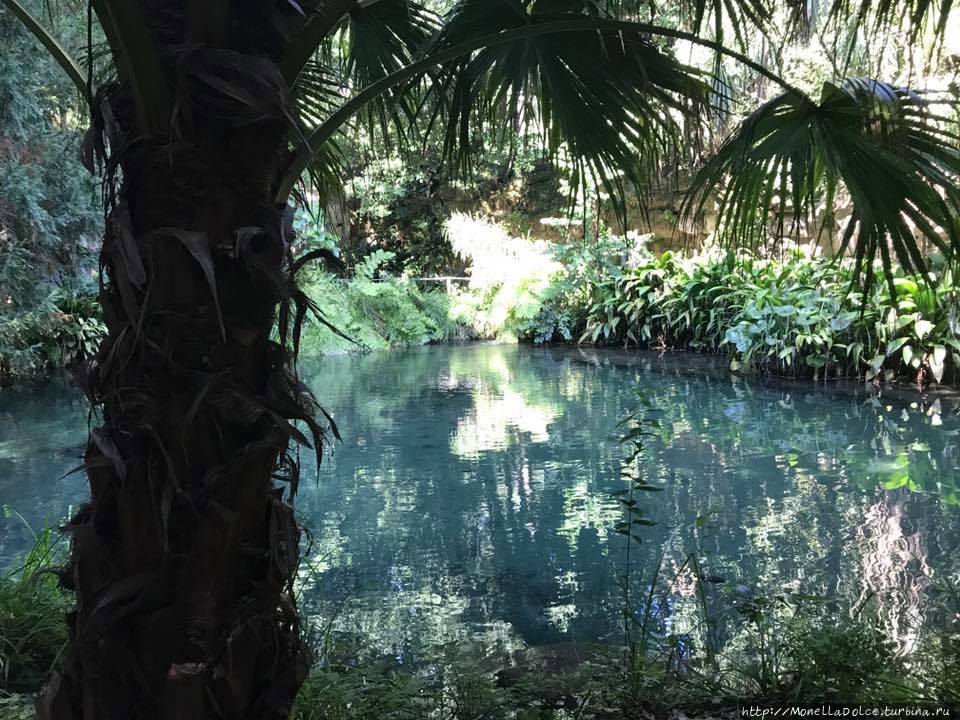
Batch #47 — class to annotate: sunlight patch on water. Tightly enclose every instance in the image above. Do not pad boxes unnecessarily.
[2,344,959,668]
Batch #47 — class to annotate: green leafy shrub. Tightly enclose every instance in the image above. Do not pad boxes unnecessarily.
[513,293,575,344]
[343,156,455,276]
[0,284,105,381]
[300,221,960,387]
[443,672,500,720]
[291,669,434,720]
[718,591,914,706]
[349,251,446,345]
[299,250,457,353]
[0,524,68,692]
[787,622,900,702]
[444,213,566,341]
[530,242,960,384]
[912,580,960,706]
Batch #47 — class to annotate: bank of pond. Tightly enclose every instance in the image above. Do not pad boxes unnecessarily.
[3,245,960,392]
[0,344,957,716]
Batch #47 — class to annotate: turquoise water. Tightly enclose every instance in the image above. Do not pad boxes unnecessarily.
[1,344,959,664]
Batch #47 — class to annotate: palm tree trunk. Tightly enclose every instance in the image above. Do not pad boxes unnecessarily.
[36,6,318,718]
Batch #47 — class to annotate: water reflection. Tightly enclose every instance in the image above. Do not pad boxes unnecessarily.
[0,344,958,667]
[0,382,88,564]
[856,495,933,657]
[294,345,960,664]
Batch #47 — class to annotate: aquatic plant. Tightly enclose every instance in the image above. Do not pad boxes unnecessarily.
[610,391,664,698]
[0,518,954,717]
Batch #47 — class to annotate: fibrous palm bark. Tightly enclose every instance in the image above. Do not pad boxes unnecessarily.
[35,2,332,718]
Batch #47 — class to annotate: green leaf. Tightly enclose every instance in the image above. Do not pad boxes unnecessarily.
[683,78,960,294]
[280,0,358,84]
[886,337,909,356]
[930,344,947,383]
[903,344,915,367]
[883,470,910,490]
[1,0,88,105]
[865,354,885,380]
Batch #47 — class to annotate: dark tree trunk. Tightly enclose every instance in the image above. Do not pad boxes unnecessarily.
[36,4,321,718]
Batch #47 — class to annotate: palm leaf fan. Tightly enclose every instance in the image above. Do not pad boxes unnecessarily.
[829,0,955,52]
[423,0,710,225]
[341,0,439,148]
[682,78,960,295]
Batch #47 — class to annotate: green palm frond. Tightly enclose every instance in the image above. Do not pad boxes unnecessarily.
[291,59,347,206]
[342,0,438,144]
[275,10,791,203]
[291,2,438,210]
[280,0,357,84]
[829,0,955,49]
[424,0,709,220]
[680,0,954,51]
[295,134,346,211]
[344,0,438,88]
[683,79,960,292]
[683,0,774,48]
[294,59,345,127]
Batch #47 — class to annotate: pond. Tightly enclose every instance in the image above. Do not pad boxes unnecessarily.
[1,344,959,668]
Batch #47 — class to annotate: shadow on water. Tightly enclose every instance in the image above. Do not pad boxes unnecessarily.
[0,344,958,665]
[292,344,960,665]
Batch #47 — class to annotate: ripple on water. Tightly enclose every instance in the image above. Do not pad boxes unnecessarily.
[1,344,958,665]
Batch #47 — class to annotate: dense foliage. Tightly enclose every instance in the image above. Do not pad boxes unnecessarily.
[295,213,960,387]
[0,526,68,693]
[2,0,960,714]
[3,0,960,387]
[299,249,457,352]
[0,3,101,381]
[515,237,960,384]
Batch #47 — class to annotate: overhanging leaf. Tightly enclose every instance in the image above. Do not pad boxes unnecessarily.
[1,0,89,105]
[682,78,960,294]
[277,15,788,202]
